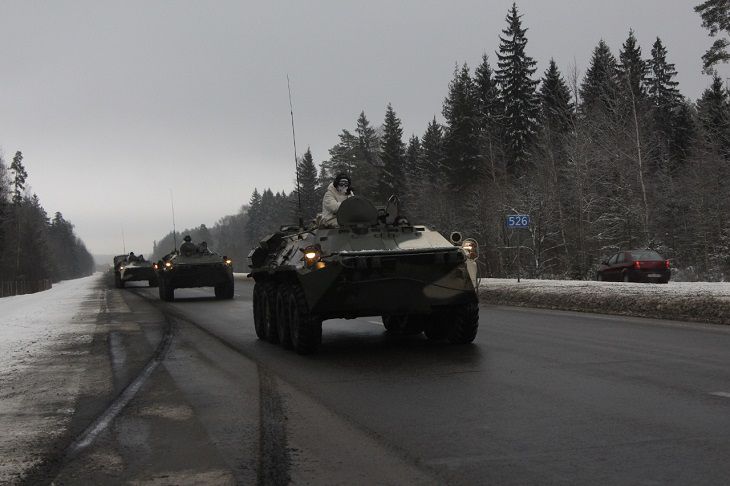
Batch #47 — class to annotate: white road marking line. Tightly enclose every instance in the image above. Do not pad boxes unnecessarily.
[709,392,730,399]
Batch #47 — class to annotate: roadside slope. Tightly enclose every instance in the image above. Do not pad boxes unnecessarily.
[479,279,730,325]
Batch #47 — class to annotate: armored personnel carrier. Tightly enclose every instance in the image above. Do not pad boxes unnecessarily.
[155,249,234,301]
[114,254,157,288]
[248,196,480,354]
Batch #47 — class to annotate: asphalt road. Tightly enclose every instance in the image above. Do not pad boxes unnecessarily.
[29,278,730,485]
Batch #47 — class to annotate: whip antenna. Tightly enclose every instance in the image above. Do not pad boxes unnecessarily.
[170,189,178,251]
[288,74,304,227]
[121,226,126,254]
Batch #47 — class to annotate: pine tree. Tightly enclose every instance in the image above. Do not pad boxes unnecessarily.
[377,103,406,202]
[9,151,27,205]
[442,63,479,188]
[695,0,730,73]
[618,29,646,99]
[495,3,538,174]
[580,40,619,111]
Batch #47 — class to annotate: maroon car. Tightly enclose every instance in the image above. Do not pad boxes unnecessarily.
[596,250,671,283]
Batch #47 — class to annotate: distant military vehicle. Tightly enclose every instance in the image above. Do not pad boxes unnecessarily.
[154,247,234,301]
[247,196,480,354]
[113,254,157,288]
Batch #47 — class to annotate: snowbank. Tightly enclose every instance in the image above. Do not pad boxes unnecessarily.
[479,278,730,325]
[0,274,99,375]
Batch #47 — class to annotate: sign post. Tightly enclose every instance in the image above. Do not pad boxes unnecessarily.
[506,215,530,282]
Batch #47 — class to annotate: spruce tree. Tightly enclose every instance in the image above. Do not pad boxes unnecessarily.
[474,54,503,178]
[245,188,263,242]
[580,40,619,111]
[421,117,444,187]
[539,59,574,134]
[442,63,479,188]
[10,151,27,205]
[377,103,406,202]
[695,0,730,73]
[697,74,730,156]
[296,147,320,222]
[495,3,538,173]
[618,29,646,99]
[646,37,681,109]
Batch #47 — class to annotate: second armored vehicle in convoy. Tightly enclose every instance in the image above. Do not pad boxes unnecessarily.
[154,246,234,301]
[114,254,157,288]
[247,196,480,354]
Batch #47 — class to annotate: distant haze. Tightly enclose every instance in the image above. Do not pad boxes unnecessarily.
[1,1,726,255]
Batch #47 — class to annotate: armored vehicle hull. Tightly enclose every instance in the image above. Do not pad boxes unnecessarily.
[155,252,234,301]
[248,196,479,354]
[113,255,157,288]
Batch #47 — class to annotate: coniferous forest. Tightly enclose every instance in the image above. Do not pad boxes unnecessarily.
[150,3,729,280]
[0,151,95,293]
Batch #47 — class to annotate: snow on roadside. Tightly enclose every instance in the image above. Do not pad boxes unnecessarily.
[479,278,730,325]
[0,273,100,375]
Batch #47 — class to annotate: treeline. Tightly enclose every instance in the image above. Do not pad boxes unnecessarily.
[156,3,730,280]
[0,151,95,287]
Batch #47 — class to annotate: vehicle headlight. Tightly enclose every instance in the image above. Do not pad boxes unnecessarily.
[119,265,125,271]
[302,245,322,267]
[164,261,173,269]
[152,263,158,270]
[462,238,478,260]
[224,258,233,266]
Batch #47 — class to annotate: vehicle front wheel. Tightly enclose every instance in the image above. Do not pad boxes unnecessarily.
[253,282,267,340]
[276,285,292,349]
[622,273,631,283]
[596,273,604,281]
[287,284,322,355]
[446,302,479,344]
[214,280,234,299]
[158,279,174,301]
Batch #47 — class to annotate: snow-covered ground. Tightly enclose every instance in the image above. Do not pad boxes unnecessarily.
[0,274,100,375]
[480,278,730,325]
[0,273,103,484]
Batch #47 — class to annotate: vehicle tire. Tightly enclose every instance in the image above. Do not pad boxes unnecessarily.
[263,282,279,344]
[622,273,631,283]
[223,279,235,299]
[596,273,603,282]
[287,284,322,355]
[253,282,267,340]
[214,281,233,299]
[446,302,479,344]
[382,315,424,335]
[276,285,292,349]
[159,279,174,301]
[148,279,158,288]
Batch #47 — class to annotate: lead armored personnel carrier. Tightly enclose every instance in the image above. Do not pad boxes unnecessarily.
[248,196,480,354]
[155,248,234,301]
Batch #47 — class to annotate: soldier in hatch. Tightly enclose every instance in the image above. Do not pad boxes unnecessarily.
[180,235,197,256]
[321,173,354,228]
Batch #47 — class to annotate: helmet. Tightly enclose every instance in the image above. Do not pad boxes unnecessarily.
[183,235,192,242]
[333,173,351,187]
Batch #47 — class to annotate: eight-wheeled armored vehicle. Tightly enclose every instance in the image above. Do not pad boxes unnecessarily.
[154,249,234,301]
[247,196,480,354]
[114,254,157,288]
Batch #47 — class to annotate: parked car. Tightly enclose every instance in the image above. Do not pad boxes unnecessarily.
[596,249,671,283]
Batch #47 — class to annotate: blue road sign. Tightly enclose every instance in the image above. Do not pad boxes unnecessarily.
[506,214,530,228]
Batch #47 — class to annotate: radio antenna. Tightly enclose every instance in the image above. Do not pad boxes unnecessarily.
[121,226,126,254]
[288,74,304,228]
[170,189,178,251]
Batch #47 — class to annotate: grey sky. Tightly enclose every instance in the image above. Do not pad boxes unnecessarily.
[1,1,726,256]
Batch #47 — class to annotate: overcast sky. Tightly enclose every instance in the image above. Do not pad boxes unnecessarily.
[1,1,727,256]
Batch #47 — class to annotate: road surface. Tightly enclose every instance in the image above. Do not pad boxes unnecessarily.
[18,277,730,485]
